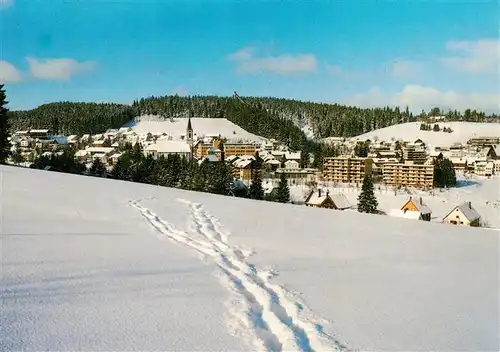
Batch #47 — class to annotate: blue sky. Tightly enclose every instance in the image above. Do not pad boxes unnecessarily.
[1,0,498,112]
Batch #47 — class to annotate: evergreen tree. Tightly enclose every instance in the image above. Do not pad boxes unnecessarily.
[249,157,264,200]
[30,149,86,174]
[10,150,24,165]
[208,162,233,195]
[357,174,378,214]
[434,157,457,188]
[180,158,199,190]
[110,155,132,180]
[89,158,107,177]
[131,142,143,162]
[433,124,440,132]
[275,172,290,203]
[131,154,154,183]
[299,148,309,168]
[354,141,369,157]
[0,84,10,164]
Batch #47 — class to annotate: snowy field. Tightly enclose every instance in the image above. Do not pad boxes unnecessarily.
[125,116,265,142]
[288,174,500,229]
[2,166,499,351]
[324,122,500,146]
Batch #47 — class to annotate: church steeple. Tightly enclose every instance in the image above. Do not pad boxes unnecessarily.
[186,117,193,142]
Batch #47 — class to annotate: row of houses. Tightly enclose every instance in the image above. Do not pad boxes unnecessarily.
[306,191,482,227]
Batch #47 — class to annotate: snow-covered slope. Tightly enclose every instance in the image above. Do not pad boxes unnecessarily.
[341,122,500,146]
[2,166,498,351]
[125,116,265,142]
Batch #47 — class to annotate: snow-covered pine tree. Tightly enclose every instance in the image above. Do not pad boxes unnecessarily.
[275,172,290,203]
[249,157,264,200]
[89,158,107,177]
[357,174,378,213]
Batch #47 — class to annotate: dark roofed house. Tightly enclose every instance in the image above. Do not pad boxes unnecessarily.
[305,189,352,210]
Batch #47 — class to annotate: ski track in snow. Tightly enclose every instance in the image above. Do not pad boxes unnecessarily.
[130,198,348,352]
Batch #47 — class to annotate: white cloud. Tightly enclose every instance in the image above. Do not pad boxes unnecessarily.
[0,60,22,83]
[345,85,499,114]
[391,60,424,78]
[228,47,317,75]
[26,57,95,81]
[228,47,254,61]
[440,39,499,74]
[171,86,188,96]
[0,0,13,9]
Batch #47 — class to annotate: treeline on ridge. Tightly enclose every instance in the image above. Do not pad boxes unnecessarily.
[8,95,499,142]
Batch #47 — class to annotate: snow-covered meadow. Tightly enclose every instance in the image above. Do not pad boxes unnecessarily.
[2,166,498,351]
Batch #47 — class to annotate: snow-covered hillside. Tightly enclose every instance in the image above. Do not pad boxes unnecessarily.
[125,116,265,142]
[2,166,498,351]
[335,122,500,146]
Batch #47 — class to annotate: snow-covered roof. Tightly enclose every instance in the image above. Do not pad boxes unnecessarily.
[110,153,123,159]
[74,150,89,157]
[145,141,191,154]
[401,198,432,215]
[233,159,252,168]
[92,153,106,159]
[378,151,397,157]
[284,152,301,160]
[449,157,467,165]
[305,190,351,209]
[445,202,481,222]
[203,154,219,162]
[330,194,351,210]
[225,155,239,162]
[306,193,330,206]
[30,129,49,133]
[265,159,281,165]
[85,147,116,154]
[390,209,422,220]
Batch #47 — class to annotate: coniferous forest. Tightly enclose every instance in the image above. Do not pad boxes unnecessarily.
[8,95,499,142]
[30,143,256,199]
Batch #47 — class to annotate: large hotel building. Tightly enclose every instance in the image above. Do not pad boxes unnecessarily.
[323,157,373,184]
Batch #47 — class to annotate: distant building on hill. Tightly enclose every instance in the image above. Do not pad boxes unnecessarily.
[402,144,427,164]
[144,141,192,160]
[467,137,500,147]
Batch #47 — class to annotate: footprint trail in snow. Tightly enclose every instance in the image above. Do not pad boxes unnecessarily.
[130,198,348,352]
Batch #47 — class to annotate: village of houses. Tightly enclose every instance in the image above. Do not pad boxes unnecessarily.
[9,118,500,229]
